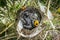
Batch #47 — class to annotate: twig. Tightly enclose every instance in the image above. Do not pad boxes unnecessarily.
[0,22,14,34]
[46,0,55,29]
[1,36,17,40]
[43,31,49,40]
[0,33,15,39]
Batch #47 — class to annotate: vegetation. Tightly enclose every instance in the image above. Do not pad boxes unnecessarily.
[0,0,60,40]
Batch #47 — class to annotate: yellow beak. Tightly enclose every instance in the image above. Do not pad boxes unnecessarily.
[34,20,39,27]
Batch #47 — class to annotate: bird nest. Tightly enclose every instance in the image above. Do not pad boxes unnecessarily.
[16,6,45,38]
